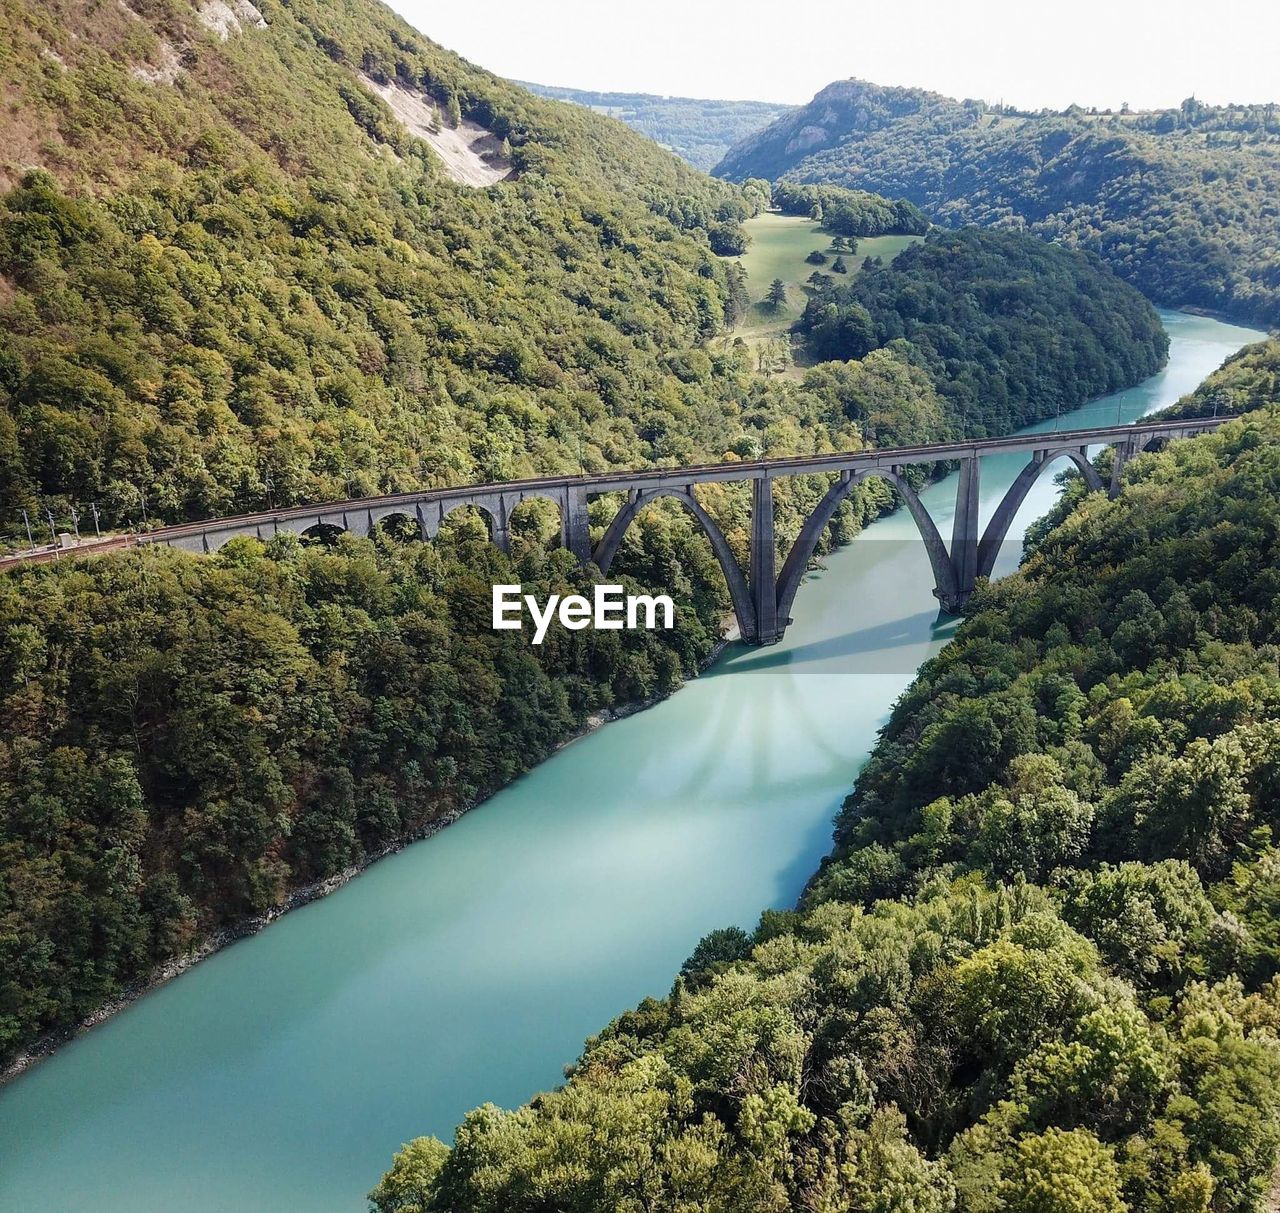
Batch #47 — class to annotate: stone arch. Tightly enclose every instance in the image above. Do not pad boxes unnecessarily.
[495,487,590,558]
[191,516,316,553]
[976,447,1103,580]
[504,492,566,553]
[775,472,858,626]
[1131,432,1164,455]
[368,510,425,543]
[439,499,509,552]
[353,503,423,538]
[300,521,348,546]
[592,486,757,642]
[776,467,957,626]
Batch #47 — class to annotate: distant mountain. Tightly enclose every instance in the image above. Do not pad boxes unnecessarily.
[714,79,1280,325]
[520,82,791,172]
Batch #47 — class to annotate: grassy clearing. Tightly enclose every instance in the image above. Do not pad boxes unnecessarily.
[725,214,922,370]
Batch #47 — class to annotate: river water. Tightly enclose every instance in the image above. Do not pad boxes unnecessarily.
[0,311,1264,1211]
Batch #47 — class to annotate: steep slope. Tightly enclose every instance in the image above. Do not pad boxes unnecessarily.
[715,79,1280,326]
[375,359,1280,1213]
[1165,338,1280,419]
[520,82,792,172]
[798,228,1169,435]
[0,0,758,531]
[715,78,954,183]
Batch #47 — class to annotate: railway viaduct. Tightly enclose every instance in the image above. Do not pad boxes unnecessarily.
[16,417,1224,645]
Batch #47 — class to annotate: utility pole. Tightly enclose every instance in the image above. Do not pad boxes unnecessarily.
[44,508,58,558]
[69,506,81,544]
[90,502,101,538]
[21,508,34,552]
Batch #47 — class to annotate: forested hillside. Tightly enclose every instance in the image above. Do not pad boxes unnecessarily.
[519,82,791,172]
[375,360,1280,1210]
[1164,338,1280,420]
[715,79,1280,326]
[0,0,763,534]
[798,228,1169,435]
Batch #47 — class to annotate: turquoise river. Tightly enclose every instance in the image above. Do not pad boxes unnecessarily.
[0,310,1265,1210]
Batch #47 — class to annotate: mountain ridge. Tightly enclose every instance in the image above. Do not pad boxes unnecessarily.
[517,81,792,171]
[714,77,1280,326]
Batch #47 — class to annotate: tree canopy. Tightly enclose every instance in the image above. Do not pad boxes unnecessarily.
[797,228,1169,436]
[0,0,761,537]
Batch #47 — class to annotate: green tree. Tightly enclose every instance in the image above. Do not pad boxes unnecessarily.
[369,1137,449,1213]
[680,926,752,988]
[1002,1128,1126,1213]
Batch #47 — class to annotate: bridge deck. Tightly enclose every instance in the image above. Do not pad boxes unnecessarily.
[0,416,1224,568]
[145,416,1221,541]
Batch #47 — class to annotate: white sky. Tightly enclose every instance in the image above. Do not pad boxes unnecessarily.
[386,0,1280,111]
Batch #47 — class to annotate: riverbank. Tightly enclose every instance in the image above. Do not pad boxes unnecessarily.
[1,627,737,1087]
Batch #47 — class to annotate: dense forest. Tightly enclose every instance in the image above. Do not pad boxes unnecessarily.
[519,82,792,172]
[0,0,766,537]
[770,181,928,237]
[0,512,734,1066]
[798,228,1169,436]
[714,79,1280,326]
[374,350,1280,1212]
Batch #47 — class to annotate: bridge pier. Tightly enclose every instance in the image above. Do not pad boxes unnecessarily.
[750,476,781,645]
[488,497,511,553]
[1110,438,1139,498]
[561,486,593,561]
[940,456,981,613]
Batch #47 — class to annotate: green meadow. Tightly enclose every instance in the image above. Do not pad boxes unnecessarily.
[729,213,922,353]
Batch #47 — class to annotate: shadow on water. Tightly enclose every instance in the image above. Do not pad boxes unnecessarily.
[722,609,961,674]
[768,793,852,909]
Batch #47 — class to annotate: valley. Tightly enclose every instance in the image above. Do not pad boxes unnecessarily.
[0,3,1278,1211]
[0,311,1263,1211]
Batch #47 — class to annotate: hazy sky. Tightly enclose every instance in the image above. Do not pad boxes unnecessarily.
[386,0,1280,111]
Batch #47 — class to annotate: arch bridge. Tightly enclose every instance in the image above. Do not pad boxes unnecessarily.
[140,417,1221,645]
